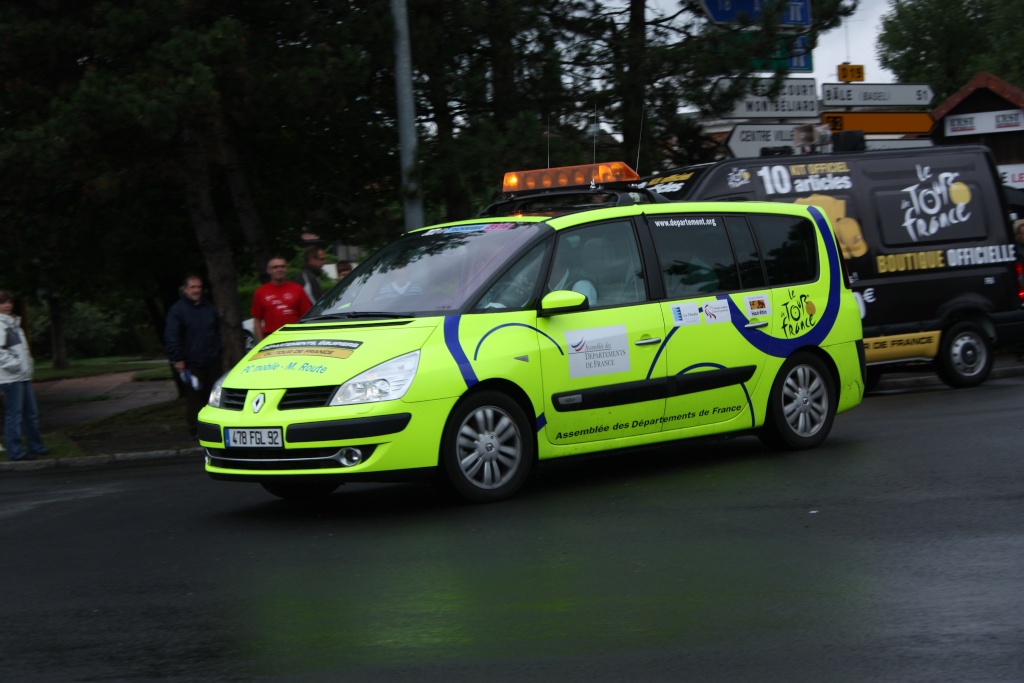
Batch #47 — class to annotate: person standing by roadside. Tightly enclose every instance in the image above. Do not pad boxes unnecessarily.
[252,256,312,342]
[164,274,222,439]
[335,261,354,280]
[0,290,48,460]
[293,245,327,304]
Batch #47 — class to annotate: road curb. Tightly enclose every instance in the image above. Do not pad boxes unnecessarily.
[0,447,204,473]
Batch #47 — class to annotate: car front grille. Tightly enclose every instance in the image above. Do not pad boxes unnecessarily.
[279,386,337,410]
[220,388,248,411]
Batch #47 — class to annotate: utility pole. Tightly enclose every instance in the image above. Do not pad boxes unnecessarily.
[391,0,423,232]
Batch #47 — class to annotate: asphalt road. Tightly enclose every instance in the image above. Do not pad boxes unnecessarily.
[1,376,1023,682]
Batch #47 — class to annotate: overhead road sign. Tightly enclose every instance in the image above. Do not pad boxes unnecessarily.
[822,112,934,134]
[724,77,818,119]
[750,35,813,73]
[700,0,811,28]
[822,83,935,108]
[726,124,798,158]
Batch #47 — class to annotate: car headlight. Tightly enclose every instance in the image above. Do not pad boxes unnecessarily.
[331,351,419,406]
[208,373,228,408]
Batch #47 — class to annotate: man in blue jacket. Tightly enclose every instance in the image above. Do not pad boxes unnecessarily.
[164,274,222,439]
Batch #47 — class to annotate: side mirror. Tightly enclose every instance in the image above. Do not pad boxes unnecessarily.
[539,290,589,317]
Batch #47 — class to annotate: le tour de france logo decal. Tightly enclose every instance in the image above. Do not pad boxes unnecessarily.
[901,164,972,242]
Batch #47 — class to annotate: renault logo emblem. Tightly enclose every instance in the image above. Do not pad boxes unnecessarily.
[252,393,266,414]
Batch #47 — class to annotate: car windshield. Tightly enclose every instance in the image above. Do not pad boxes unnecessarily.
[306,220,548,319]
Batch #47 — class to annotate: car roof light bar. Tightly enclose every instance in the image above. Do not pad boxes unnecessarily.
[502,162,640,194]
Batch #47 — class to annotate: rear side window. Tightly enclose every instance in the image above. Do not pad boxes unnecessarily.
[749,214,818,286]
[724,216,768,289]
[648,215,740,297]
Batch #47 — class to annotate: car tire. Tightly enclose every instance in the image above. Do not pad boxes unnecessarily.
[261,479,340,501]
[759,352,836,451]
[439,390,534,503]
[937,321,992,388]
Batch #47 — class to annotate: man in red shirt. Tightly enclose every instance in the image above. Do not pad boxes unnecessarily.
[251,256,313,342]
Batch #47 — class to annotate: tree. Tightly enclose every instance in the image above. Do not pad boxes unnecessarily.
[877,0,1024,101]
[0,1,398,365]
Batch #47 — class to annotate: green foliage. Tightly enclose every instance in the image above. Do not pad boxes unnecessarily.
[29,300,148,359]
[1,0,859,341]
[877,0,1024,101]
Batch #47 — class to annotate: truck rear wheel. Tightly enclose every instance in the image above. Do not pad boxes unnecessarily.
[937,321,992,388]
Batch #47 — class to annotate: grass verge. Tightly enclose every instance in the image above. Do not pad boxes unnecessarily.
[34,356,170,383]
[38,399,194,459]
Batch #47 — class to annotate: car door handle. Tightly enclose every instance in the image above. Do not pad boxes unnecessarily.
[745,320,769,329]
[634,338,662,346]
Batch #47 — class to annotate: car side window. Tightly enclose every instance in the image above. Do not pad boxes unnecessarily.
[473,242,549,312]
[648,214,740,298]
[748,214,818,286]
[724,216,768,289]
[549,220,646,307]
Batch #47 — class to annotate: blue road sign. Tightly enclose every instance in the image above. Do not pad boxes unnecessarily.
[699,0,812,28]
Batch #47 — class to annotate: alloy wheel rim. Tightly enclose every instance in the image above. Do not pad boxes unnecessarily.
[456,405,522,489]
[781,364,828,437]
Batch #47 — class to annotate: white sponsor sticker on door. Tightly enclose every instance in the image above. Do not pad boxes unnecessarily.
[565,325,630,378]
[671,302,701,327]
[702,299,731,324]
[745,294,771,318]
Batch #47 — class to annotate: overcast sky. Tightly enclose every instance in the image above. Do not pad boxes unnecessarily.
[810,0,895,85]
[654,0,897,86]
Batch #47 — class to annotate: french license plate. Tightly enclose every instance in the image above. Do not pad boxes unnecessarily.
[224,427,283,448]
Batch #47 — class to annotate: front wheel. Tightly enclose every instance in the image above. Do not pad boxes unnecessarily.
[439,391,534,503]
[760,352,836,451]
[937,321,992,388]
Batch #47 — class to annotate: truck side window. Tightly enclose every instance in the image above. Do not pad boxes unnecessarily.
[749,215,818,286]
[648,215,740,298]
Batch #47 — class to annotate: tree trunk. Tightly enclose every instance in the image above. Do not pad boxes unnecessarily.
[621,0,649,174]
[181,126,245,368]
[46,295,69,370]
[217,121,272,274]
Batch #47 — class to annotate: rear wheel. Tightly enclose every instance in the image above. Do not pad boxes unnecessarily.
[261,479,340,501]
[760,352,836,450]
[937,321,992,388]
[439,390,534,503]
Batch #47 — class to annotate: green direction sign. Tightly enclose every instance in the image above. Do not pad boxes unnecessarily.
[750,35,813,73]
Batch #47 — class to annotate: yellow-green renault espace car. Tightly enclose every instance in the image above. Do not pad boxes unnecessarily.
[200,192,865,503]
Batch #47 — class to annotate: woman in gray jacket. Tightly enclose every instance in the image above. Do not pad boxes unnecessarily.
[0,290,47,460]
